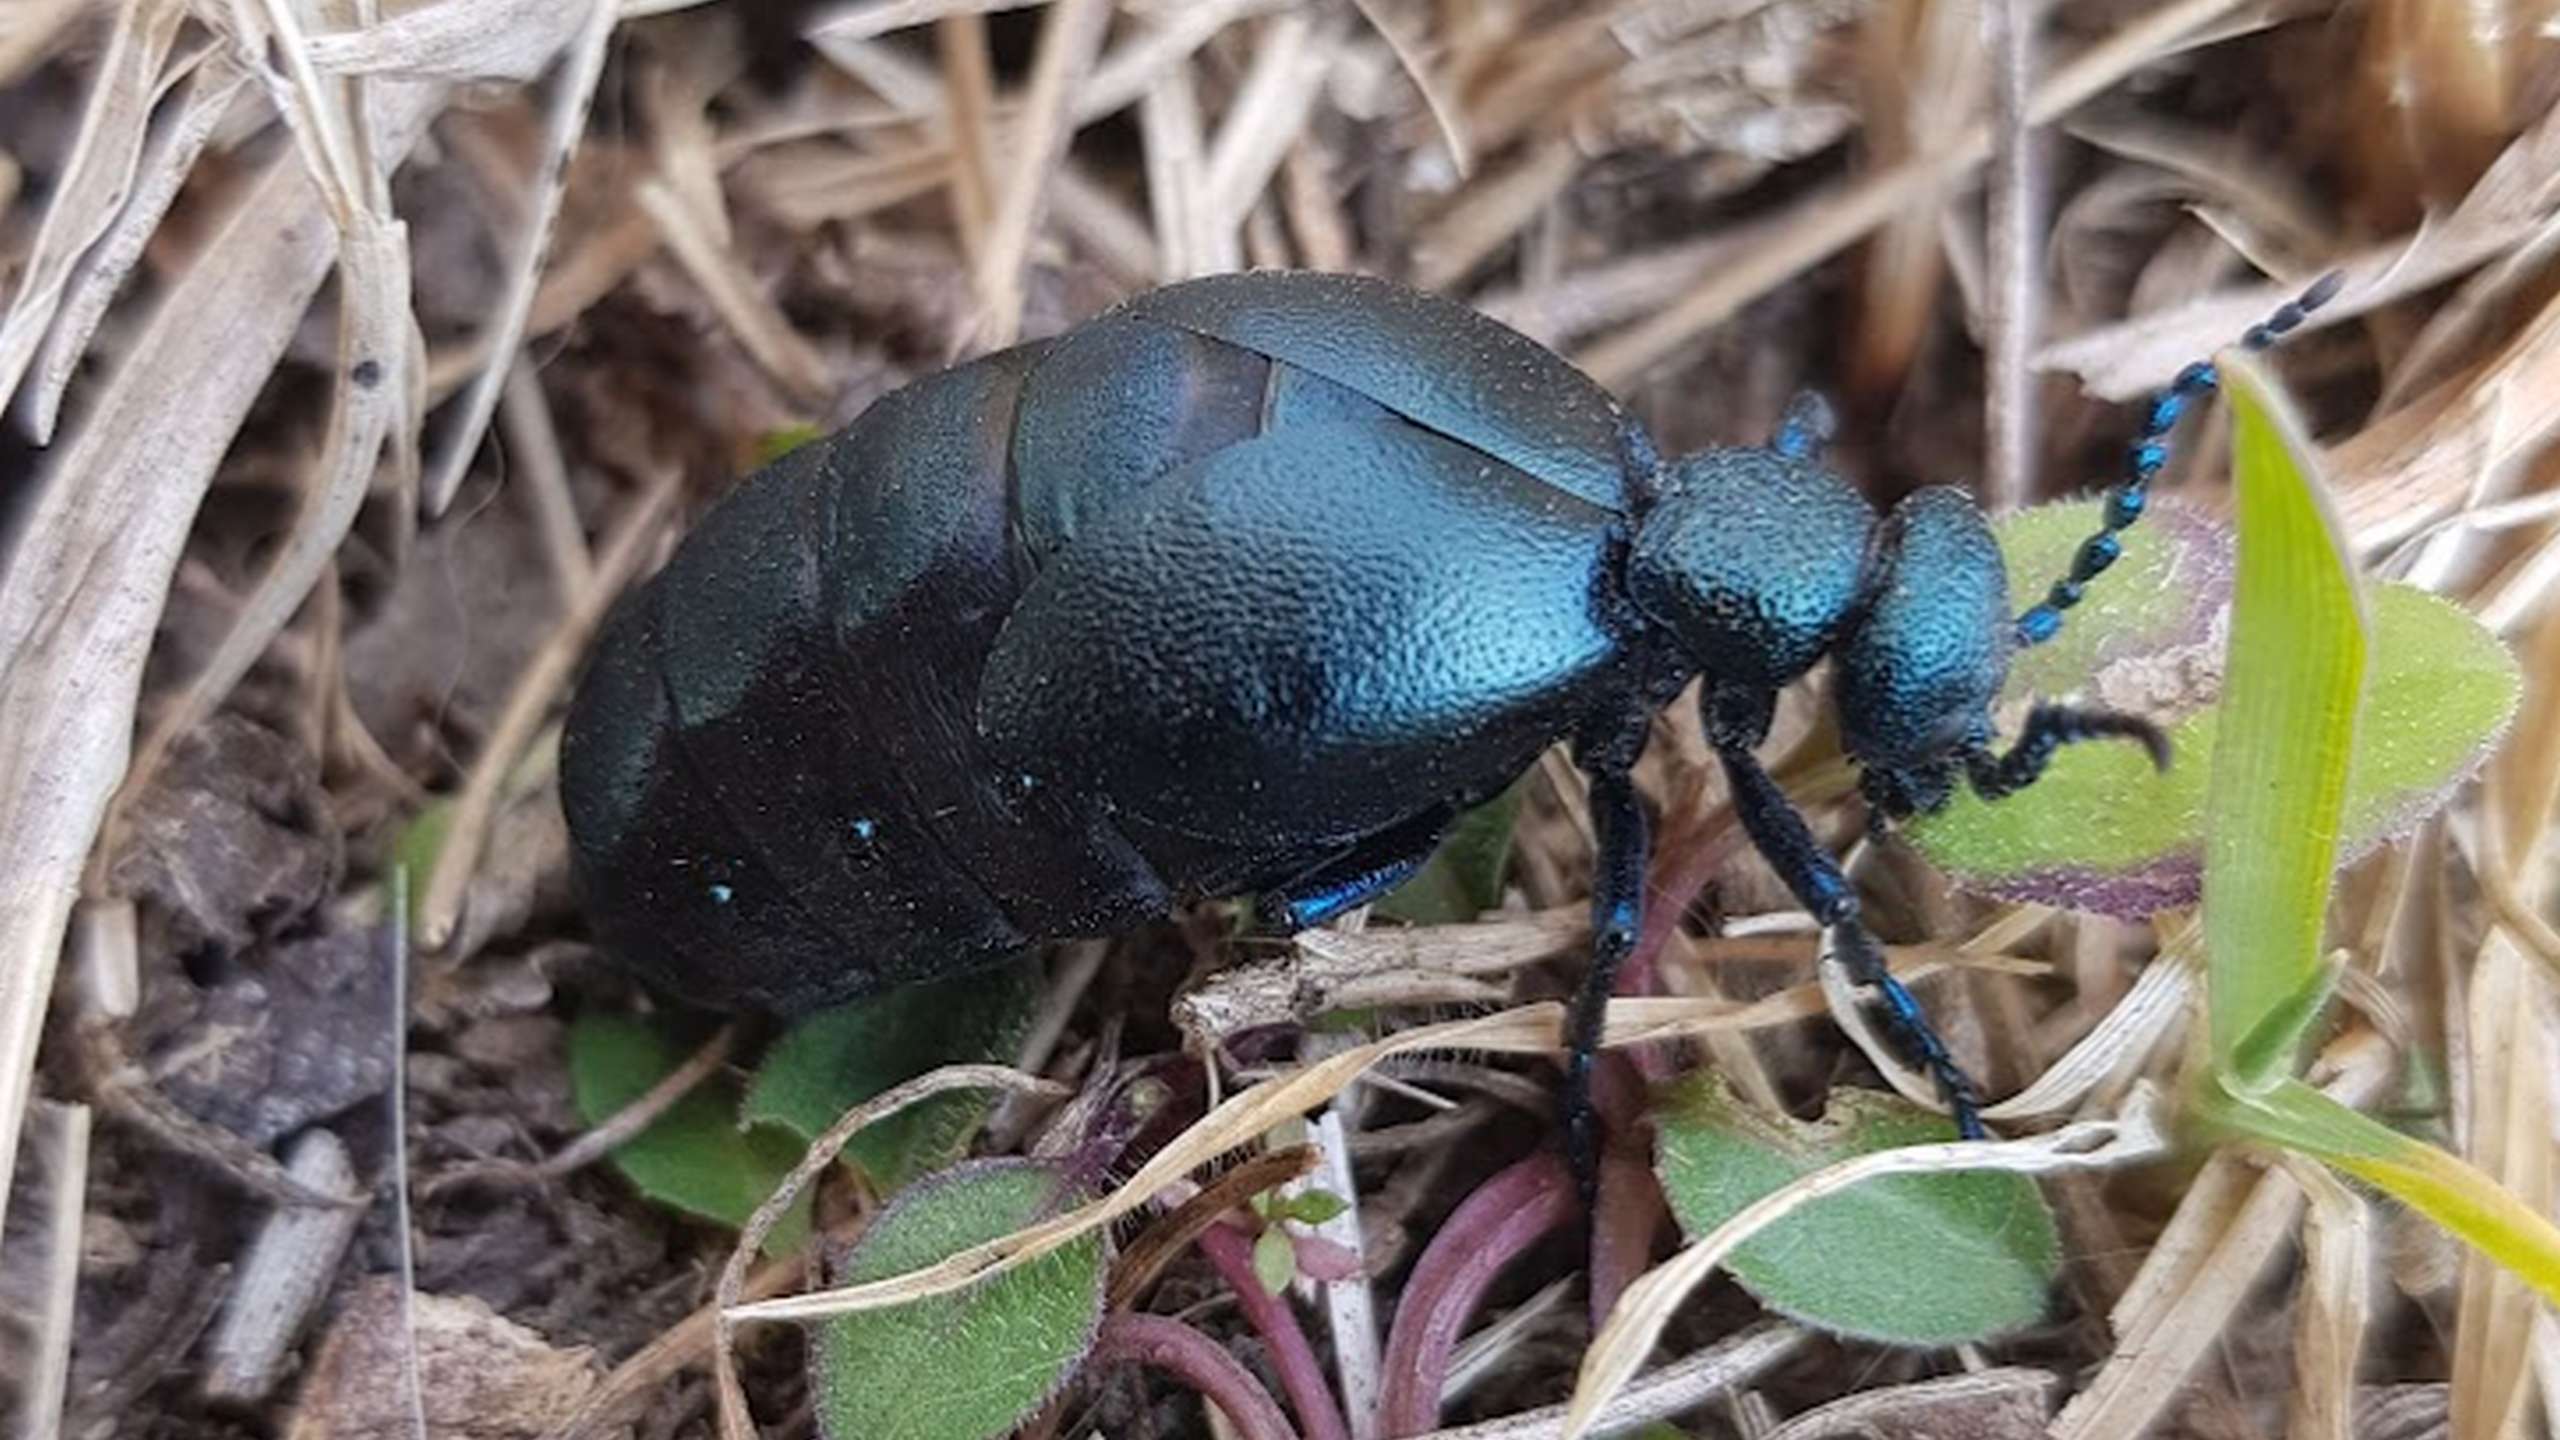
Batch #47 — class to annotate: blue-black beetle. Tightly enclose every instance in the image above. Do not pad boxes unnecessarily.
[559,268,2337,1186]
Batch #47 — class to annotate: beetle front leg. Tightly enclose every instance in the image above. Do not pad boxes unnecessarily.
[1563,722,1650,1209]
[1715,746,1989,1139]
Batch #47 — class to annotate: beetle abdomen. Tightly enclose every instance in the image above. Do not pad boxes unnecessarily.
[563,273,1650,1014]
[564,346,1170,1012]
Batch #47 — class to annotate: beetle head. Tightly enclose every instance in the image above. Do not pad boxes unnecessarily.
[1833,485,2173,823]
[1829,486,2013,820]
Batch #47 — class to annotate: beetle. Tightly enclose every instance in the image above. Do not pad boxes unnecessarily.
[559,268,2337,1189]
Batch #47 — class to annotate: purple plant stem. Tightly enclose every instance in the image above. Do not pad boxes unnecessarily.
[1375,1151,1578,1437]
[1621,807,1745,1081]
[1196,1221,1354,1440]
[1587,1131,1668,1332]
[1090,1312,1300,1440]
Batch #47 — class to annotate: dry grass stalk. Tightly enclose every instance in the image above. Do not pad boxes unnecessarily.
[2446,942,2552,1436]
[2285,1158,2372,1440]
[203,1131,372,1403]
[1140,54,1223,278]
[416,466,682,952]
[1980,0,2038,513]
[1985,923,2197,1120]
[112,0,420,874]
[2445,597,2560,1438]
[1411,135,1580,292]
[723,993,1983,1332]
[2061,113,2333,267]
[2338,282,2560,570]
[637,176,835,399]
[0,66,445,1248]
[11,1100,89,1440]
[1050,162,1163,286]
[808,0,1047,48]
[1202,13,1339,243]
[937,11,1000,267]
[304,0,591,81]
[2048,1030,2397,1439]
[419,0,618,515]
[1281,139,1353,272]
[541,1251,809,1440]
[713,1065,1067,1440]
[432,1027,739,1193]
[1412,1323,1805,1440]
[1298,1108,1381,1431]
[1847,0,1984,397]
[0,0,189,423]
[25,51,255,441]
[2348,0,2529,223]
[964,0,1112,351]
[1575,0,2259,389]
[0,0,92,87]
[499,360,597,592]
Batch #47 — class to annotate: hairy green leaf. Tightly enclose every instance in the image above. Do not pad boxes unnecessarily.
[810,1159,1104,1440]
[567,1012,808,1253]
[744,957,1041,1192]
[1653,1076,2059,1344]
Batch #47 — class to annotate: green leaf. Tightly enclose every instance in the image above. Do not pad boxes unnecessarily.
[755,423,828,465]
[1253,1225,1296,1294]
[1374,780,1527,924]
[810,1159,1104,1440]
[567,1013,810,1254]
[1652,1075,2060,1344]
[744,958,1042,1192]
[389,799,454,928]
[1904,508,2515,919]
[1274,1189,1349,1226]
[2202,357,2367,1081]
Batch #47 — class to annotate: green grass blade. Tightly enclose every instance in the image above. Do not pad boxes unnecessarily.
[2199,1077,2560,1307]
[2203,354,2371,1084]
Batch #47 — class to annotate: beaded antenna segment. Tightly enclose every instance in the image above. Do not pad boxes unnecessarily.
[2016,271,2348,647]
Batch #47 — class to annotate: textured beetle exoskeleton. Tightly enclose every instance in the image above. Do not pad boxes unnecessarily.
[562,269,2341,1196]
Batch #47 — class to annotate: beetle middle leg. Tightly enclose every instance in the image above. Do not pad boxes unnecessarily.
[1715,743,1989,1139]
[1561,710,1653,1206]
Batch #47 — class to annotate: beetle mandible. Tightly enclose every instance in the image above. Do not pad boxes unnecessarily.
[559,268,2339,1189]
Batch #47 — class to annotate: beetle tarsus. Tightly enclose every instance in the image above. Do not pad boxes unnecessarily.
[1828,922,1988,1139]
[1964,703,2171,801]
[1257,812,1453,930]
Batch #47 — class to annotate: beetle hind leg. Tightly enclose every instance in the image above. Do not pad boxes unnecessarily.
[1253,808,1455,931]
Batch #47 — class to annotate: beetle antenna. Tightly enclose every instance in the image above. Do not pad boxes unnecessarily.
[2014,270,2346,648]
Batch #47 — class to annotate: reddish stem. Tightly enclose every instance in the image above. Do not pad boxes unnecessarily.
[1618,806,1744,1082]
[1196,1222,1355,1440]
[1090,1312,1300,1440]
[1587,1129,1668,1331]
[1375,1152,1577,1436]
